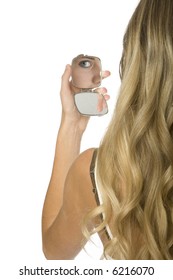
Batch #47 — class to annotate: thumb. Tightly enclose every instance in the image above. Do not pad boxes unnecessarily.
[61,64,71,91]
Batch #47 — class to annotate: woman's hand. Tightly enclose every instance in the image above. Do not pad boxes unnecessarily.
[60,64,111,133]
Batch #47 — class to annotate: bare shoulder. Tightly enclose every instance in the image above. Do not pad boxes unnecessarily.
[73,148,96,174]
[64,148,97,209]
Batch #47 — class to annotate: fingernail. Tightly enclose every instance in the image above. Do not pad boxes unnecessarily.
[102,87,107,93]
[104,95,110,100]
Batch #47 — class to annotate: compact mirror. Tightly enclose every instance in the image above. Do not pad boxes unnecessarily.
[74,92,108,116]
[71,54,108,116]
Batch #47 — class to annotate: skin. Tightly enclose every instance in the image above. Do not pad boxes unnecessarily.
[42,64,110,260]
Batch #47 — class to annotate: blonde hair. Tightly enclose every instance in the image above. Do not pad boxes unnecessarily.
[83,0,173,259]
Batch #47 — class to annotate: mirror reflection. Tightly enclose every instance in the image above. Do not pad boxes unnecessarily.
[71,54,102,89]
[74,92,108,116]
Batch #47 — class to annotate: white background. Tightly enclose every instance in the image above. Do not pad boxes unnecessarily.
[1,0,169,277]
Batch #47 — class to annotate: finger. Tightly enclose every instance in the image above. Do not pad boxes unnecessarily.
[94,87,107,94]
[61,64,72,91]
[96,94,109,112]
[104,94,110,100]
[102,70,111,80]
[93,87,110,99]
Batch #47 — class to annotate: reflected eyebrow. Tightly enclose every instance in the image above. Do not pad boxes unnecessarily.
[72,55,100,64]
[84,56,95,60]
[72,55,94,63]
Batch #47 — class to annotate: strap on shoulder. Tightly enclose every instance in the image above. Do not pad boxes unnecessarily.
[90,148,101,207]
[90,148,98,194]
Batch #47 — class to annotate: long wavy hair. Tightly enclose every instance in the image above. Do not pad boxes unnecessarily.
[82,0,173,259]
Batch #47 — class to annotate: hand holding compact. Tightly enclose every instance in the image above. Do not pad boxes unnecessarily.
[71,54,109,116]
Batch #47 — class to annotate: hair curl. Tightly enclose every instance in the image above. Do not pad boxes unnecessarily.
[82,0,173,259]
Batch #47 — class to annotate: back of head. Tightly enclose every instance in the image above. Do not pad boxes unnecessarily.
[85,0,173,259]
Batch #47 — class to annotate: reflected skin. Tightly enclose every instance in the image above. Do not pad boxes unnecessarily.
[71,55,102,89]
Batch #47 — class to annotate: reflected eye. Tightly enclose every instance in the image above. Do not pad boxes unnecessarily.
[79,60,92,68]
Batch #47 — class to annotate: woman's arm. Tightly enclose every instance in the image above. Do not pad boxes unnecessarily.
[42,120,84,230]
[42,64,90,233]
[42,64,110,259]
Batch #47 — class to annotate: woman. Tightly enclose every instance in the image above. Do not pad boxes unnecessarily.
[42,0,173,259]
